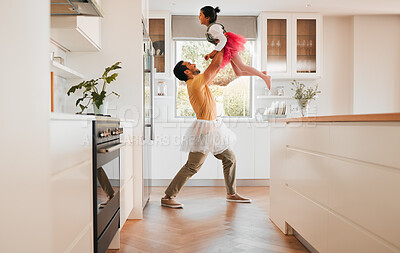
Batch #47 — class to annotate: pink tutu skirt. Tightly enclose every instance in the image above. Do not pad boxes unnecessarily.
[220,32,247,69]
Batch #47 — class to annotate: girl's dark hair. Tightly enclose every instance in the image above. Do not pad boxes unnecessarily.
[201,6,220,24]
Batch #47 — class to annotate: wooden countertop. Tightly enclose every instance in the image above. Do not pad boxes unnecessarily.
[275,113,400,123]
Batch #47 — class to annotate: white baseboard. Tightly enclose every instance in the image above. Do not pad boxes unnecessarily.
[151,179,270,187]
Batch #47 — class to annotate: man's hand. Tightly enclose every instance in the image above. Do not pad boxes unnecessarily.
[204,50,218,61]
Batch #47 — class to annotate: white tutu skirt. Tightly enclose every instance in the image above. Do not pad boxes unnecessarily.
[181,119,236,155]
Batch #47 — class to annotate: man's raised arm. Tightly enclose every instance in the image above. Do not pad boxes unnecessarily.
[203,50,224,85]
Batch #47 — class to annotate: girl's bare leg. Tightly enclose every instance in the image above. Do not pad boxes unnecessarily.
[231,60,268,76]
[231,54,271,89]
[231,60,251,76]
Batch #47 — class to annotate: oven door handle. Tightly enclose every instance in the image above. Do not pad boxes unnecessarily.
[98,143,126,153]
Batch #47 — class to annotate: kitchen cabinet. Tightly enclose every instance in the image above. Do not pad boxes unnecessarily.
[152,122,270,181]
[229,124,255,179]
[254,126,270,178]
[50,116,93,253]
[259,12,322,79]
[50,15,101,51]
[149,11,171,79]
[120,120,134,227]
[270,118,400,252]
[152,123,183,179]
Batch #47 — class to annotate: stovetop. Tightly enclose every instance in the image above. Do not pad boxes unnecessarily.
[78,112,112,117]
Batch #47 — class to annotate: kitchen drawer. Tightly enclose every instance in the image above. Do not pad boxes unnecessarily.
[50,119,92,175]
[285,123,330,153]
[285,187,328,253]
[286,148,330,206]
[328,212,397,253]
[330,122,400,168]
[328,158,400,248]
[51,160,92,253]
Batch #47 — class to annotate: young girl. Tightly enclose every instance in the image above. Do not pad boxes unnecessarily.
[199,6,271,89]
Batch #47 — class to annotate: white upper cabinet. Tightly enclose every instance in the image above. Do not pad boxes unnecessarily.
[149,11,171,79]
[259,13,292,78]
[50,16,102,52]
[259,12,322,79]
[292,13,323,79]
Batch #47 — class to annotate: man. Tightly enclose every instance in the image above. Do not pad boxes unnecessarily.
[161,50,251,208]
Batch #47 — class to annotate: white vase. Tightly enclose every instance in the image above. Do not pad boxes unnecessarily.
[93,103,107,115]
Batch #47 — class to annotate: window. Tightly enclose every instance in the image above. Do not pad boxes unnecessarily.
[175,40,254,118]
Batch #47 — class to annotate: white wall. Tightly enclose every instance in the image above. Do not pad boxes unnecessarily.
[353,15,400,114]
[317,16,354,115]
[0,1,52,252]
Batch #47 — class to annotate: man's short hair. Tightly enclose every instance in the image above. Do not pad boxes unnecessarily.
[173,60,189,82]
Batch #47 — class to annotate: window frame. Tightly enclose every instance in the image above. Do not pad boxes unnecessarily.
[173,39,255,119]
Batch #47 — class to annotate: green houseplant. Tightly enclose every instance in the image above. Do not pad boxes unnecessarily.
[291,80,321,117]
[67,62,122,114]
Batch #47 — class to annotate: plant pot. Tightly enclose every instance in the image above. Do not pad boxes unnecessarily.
[298,99,310,117]
[93,103,107,115]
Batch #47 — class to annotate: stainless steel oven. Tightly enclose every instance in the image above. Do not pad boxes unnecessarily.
[92,119,124,253]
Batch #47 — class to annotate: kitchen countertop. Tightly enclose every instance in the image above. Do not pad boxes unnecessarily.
[50,112,135,123]
[274,113,400,123]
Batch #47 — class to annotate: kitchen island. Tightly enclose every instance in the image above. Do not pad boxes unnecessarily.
[270,113,400,253]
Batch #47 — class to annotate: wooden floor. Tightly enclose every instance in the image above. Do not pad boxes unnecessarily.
[109,187,309,253]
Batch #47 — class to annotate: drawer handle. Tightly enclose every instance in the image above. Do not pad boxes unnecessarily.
[98,143,126,153]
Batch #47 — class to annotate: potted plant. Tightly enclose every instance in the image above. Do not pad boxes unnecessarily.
[291,80,321,117]
[67,62,122,115]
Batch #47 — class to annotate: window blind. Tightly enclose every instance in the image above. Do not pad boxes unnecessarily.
[172,15,257,40]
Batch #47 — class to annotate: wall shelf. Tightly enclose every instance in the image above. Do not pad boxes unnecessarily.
[154,95,173,99]
[51,61,84,79]
[257,95,293,99]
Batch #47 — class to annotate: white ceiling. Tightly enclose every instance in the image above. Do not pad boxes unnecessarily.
[149,0,400,16]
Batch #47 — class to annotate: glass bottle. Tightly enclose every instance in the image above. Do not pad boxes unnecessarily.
[157,81,167,96]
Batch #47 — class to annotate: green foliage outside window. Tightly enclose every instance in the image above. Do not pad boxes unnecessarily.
[176,41,252,117]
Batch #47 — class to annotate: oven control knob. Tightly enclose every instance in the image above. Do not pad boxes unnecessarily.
[111,128,123,135]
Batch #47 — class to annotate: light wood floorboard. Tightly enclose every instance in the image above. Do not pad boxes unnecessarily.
[109,186,309,253]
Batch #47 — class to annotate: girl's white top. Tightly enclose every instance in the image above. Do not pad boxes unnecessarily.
[208,24,227,51]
